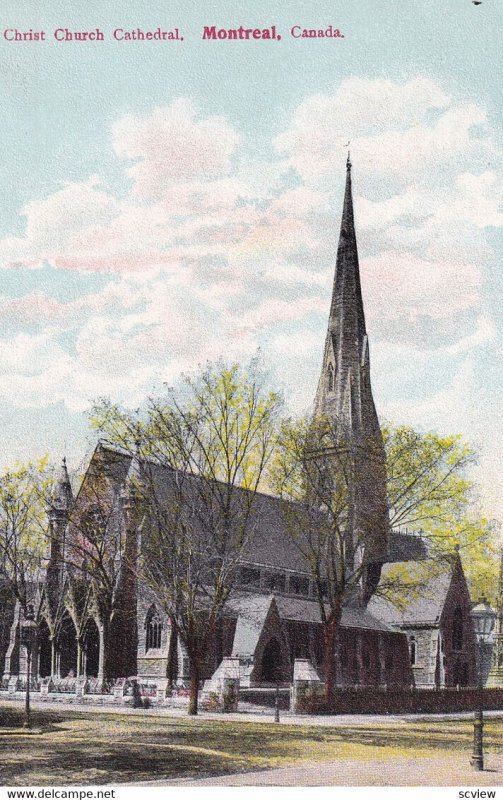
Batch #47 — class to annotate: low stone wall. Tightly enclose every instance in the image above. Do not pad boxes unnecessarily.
[294,687,503,715]
[0,676,191,707]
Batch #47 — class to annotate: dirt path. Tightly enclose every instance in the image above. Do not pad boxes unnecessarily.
[162,753,503,786]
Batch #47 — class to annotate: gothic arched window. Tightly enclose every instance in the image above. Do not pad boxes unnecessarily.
[327,363,334,393]
[452,607,464,650]
[409,635,417,665]
[145,605,163,651]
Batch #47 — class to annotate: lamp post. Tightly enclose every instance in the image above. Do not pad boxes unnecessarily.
[470,598,496,771]
[20,604,36,729]
[274,682,280,723]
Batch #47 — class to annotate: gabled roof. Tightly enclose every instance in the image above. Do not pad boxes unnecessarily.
[368,560,454,626]
[228,594,274,657]
[227,591,395,645]
[75,444,425,579]
[275,594,394,632]
[71,446,312,573]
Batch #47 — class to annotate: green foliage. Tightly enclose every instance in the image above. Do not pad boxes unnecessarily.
[90,359,283,709]
[384,424,474,533]
[383,423,500,604]
[0,457,52,608]
[270,414,357,618]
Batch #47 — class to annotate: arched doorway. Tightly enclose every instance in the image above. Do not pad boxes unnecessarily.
[38,619,52,678]
[83,619,100,678]
[57,613,78,678]
[260,637,283,683]
[453,659,469,688]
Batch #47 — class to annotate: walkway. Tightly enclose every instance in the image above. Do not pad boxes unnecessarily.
[4,694,503,727]
[164,754,503,786]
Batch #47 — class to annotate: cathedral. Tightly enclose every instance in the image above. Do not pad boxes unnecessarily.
[0,158,478,702]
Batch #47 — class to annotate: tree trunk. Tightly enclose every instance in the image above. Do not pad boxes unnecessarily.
[97,623,105,681]
[50,638,56,679]
[76,640,82,678]
[166,623,178,693]
[24,645,32,728]
[323,622,336,703]
[323,604,343,705]
[188,660,200,716]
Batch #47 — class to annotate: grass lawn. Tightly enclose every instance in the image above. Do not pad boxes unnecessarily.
[0,705,502,786]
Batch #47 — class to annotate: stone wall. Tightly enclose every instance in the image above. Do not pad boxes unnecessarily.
[294,686,503,715]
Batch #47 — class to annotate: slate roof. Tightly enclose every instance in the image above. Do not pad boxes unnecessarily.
[275,595,394,632]
[368,561,453,626]
[387,531,428,562]
[229,592,393,632]
[227,595,274,657]
[79,444,424,573]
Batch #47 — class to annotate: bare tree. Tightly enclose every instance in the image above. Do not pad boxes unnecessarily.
[91,360,282,714]
[59,454,139,681]
[0,459,50,615]
[270,414,384,701]
[0,458,52,723]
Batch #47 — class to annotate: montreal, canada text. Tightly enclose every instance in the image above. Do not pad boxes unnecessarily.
[2,25,345,42]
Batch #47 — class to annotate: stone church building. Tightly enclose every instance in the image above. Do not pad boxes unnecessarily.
[1,158,477,698]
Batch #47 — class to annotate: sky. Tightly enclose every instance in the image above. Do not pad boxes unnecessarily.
[0,0,502,527]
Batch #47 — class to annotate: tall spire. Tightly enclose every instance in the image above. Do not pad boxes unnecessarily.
[314,157,372,434]
[313,157,389,604]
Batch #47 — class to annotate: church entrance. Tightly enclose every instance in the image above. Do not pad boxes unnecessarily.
[57,613,78,678]
[260,637,283,683]
[38,619,52,678]
[83,619,100,678]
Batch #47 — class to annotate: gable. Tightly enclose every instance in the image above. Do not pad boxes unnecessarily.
[368,560,454,626]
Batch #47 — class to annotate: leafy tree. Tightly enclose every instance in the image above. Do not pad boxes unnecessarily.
[270,413,385,701]
[384,424,499,603]
[271,417,500,699]
[44,452,145,682]
[0,458,51,612]
[90,360,282,714]
[0,458,52,724]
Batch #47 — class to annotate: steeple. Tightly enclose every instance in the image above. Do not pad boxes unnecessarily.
[50,457,73,514]
[46,458,73,593]
[313,158,389,604]
[314,157,378,440]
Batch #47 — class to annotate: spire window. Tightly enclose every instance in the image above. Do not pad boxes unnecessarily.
[327,363,334,393]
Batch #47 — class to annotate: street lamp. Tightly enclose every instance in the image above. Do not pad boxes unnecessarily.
[20,604,37,729]
[470,597,496,771]
[274,682,280,723]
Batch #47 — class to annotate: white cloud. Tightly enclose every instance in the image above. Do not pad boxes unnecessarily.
[379,353,503,521]
[361,250,481,326]
[446,315,497,355]
[0,83,501,525]
[112,98,240,198]
[274,77,495,188]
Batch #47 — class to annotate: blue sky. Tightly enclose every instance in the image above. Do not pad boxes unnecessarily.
[0,0,502,526]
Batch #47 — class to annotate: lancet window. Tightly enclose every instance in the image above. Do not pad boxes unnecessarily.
[145,605,163,651]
